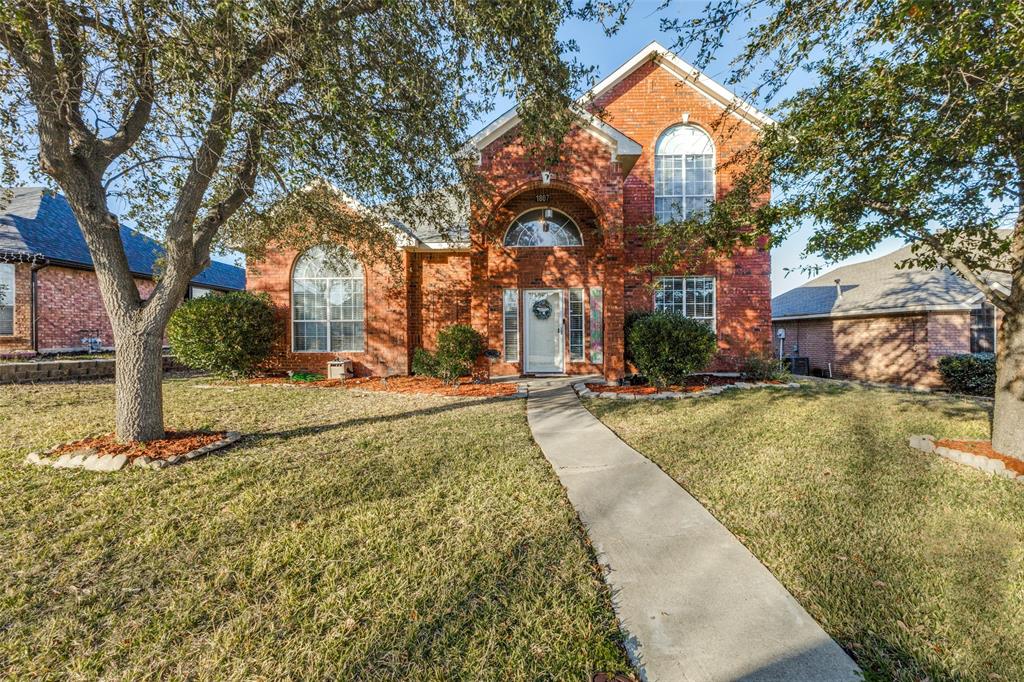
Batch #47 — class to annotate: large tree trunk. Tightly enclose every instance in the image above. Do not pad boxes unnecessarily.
[992,306,1024,459]
[113,323,167,442]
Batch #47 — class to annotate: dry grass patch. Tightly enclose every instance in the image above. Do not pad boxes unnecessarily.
[0,378,630,679]
[587,382,1024,682]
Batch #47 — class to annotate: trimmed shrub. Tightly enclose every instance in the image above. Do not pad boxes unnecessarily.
[412,324,485,385]
[742,353,791,382]
[167,291,278,378]
[938,353,996,396]
[411,347,437,377]
[626,311,717,389]
[624,310,652,364]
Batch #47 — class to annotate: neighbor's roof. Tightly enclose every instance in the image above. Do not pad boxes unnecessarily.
[464,40,773,160]
[386,188,470,249]
[772,239,1011,320]
[0,187,245,290]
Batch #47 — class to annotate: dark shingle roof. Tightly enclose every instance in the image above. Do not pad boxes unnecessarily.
[0,188,244,290]
[772,239,1010,319]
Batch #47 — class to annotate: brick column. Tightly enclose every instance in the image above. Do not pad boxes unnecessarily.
[602,219,626,383]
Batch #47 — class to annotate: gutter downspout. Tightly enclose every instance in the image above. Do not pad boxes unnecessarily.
[30,259,49,353]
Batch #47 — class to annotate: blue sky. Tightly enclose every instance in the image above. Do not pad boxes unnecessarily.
[511,1,906,297]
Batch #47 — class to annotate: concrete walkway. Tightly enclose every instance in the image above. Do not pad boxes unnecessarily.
[526,377,861,682]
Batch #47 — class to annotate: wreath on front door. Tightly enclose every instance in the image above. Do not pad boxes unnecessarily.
[532,298,553,320]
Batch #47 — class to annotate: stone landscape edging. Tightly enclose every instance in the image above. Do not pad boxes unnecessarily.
[24,431,243,473]
[908,434,1022,481]
[572,380,801,400]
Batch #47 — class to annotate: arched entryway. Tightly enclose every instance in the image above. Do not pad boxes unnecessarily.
[471,184,616,377]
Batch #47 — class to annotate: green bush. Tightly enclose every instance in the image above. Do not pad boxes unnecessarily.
[412,324,485,385]
[167,291,278,378]
[411,347,437,377]
[626,311,717,389]
[742,353,792,382]
[938,353,996,396]
[623,310,652,364]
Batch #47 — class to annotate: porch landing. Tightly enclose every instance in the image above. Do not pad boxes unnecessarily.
[525,376,860,682]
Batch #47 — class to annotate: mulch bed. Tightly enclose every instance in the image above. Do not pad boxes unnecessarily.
[586,375,777,395]
[51,431,227,462]
[935,438,1024,476]
[251,375,519,397]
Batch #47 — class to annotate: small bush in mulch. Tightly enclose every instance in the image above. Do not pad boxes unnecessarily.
[51,431,227,462]
[411,324,486,385]
[626,312,717,389]
[741,353,792,382]
[937,353,996,396]
[936,438,1024,476]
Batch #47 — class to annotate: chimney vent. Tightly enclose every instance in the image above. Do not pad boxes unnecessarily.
[835,279,843,300]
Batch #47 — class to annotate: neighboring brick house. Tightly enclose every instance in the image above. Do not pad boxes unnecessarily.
[772,240,1007,387]
[248,42,773,380]
[0,188,245,355]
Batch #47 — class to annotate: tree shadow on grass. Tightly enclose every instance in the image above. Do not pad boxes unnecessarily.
[250,395,518,444]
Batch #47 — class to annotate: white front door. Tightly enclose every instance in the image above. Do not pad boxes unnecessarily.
[523,289,564,374]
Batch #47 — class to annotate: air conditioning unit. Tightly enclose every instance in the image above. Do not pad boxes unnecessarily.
[327,360,354,379]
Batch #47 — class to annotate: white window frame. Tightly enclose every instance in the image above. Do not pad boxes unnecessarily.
[654,276,716,331]
[654,124,716,222]
[568,288,585,362]
[502,208,584,248]
[0,263,14,336]
[503,288,519,362]
[291,248,365,353]
[970,302,997,354]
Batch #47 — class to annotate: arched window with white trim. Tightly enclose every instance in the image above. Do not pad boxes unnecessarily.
[503,208,583,247]
[654,125,715,222]
[292,246,365,352]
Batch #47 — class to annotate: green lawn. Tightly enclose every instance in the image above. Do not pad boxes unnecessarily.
[586,382,1024,682]
[0,378,631,680]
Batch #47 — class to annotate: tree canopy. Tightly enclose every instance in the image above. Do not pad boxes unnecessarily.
[653,0,1022,312]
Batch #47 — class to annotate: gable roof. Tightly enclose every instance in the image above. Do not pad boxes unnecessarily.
[0,187,245,290]
[772,239,1011,320]
[464,41,773,160]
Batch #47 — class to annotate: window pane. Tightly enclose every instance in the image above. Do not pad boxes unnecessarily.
[331,321,364,352]
[569,288,585,361]
[293,279,327,321]
[293,321,328,352]
[503,289,519,362]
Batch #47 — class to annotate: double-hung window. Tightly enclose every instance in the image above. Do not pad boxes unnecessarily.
[654,276,716,330]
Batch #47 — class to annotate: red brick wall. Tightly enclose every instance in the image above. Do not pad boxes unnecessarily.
[408,251,472,353]
[927,311,970,358]
[772,311,977,388]
[36,266,155,351]
[0,263,34,353]
[598,59,772,369]
[247,248,410,377]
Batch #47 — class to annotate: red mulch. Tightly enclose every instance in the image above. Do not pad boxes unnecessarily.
[51,431,226,461]
[251,375,518,397]
[586,375,778,395]
[935,438,1024,476]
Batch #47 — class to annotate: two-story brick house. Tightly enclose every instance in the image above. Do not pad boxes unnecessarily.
[248,42,773,381]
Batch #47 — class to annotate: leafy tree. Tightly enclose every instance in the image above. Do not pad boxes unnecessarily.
[654,0,1024,457]
[0,0,604,441]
